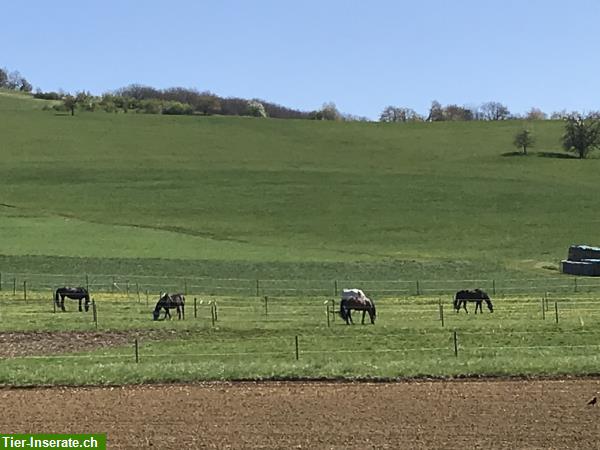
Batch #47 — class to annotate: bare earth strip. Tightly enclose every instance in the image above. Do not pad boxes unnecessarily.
[1,380,599,449]
[0,331,181,357]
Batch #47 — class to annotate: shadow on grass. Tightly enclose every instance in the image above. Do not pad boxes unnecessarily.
[501,151,527,157]
[501,151,579,159]
[536,152,579,159]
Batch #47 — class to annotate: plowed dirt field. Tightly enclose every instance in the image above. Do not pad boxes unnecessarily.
[1,380,599,449]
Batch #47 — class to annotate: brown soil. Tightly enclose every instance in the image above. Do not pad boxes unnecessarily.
[1,380,599,449]
[0,330,179,357]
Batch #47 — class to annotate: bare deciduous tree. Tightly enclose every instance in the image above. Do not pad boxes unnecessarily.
[479,101,511,120]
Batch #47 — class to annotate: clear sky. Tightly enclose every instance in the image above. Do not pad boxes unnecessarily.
[2,0,599,119]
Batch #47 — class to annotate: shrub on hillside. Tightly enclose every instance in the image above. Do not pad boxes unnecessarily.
[33,91,63,100]
[246,100,267,118]
[161,101,194,115]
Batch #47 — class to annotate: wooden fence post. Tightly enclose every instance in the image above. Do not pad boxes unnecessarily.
[264,296,268,317]
[334,280,338,297]
[326,304,331,327]
[86,274,89,291]
[256,279,260,297]
[295,336,299,360]
[134,339,139,363]
[453,331,458,357]
[23,280,27,301]
[211,303,215,327]
[439,303,444,327]
[555,301,559,324]
[13,278,16,295]
[416,280,420,295]
[492,279,496,295]
[194,297,197,319]
[136,283,140,303]
[541,298,546,320]
[92,299,98,329]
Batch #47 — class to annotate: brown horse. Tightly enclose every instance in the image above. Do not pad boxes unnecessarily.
[54,287,90,312]
[153,293,185,320]
[454,289,494,314]
[339,289,376,324]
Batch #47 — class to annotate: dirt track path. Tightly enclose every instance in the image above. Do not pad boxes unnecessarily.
[1,380,599,449]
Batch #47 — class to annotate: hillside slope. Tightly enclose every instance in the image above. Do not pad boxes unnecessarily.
[0,93,595,280]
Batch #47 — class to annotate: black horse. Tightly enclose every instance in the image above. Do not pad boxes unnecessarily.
[339,289,376,325]
[54,287,90,312]
[454,289,494,314]
[153,293,185,320]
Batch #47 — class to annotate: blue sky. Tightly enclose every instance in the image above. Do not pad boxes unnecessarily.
[2,0,599,119]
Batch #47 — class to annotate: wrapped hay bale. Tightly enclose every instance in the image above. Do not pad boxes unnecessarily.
[568,244,600,261]
[561,259,600,276]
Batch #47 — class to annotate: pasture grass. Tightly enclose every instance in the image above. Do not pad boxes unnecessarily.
[1,292,600,385]
[1,93,598,281]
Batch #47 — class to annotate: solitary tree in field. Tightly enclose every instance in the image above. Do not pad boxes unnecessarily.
[513,129,535,155]
[562,113,600,159]
[63,95,77,116]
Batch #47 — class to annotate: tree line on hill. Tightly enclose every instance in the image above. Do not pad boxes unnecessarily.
[0,67,32,92]
[3,64,600,138]
[34,84,365,121]
[379,101,591,123]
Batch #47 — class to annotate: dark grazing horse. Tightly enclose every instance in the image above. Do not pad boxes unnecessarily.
[339,289,376,325]
[454,289,494,314]
[153,293,185,320]
[54,287,90,312]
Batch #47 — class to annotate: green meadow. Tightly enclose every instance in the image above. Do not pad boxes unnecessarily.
[1,91,597,282]
[2,91,600,384]
[2,292,600,385]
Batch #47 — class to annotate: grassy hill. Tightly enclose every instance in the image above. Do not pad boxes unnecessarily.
[0,91,596,282]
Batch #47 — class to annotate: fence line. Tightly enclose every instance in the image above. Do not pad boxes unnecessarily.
[4,341,600,364]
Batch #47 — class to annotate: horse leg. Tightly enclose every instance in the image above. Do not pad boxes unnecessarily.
[78,298,83,312]
[348,310,354,324]
[342,309,350,325]
[462,301,468,314]
[362,310,366,324]
[60,295,66,312]
[475,301,481,314]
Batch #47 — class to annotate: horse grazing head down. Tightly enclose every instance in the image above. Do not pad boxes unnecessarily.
[454,289,493,313]
[153,292,185,321]
[339,289,376,325]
